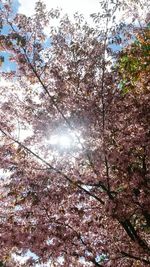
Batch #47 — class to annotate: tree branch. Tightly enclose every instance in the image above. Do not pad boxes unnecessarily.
[0,127,104,204]
[121,251,150,265]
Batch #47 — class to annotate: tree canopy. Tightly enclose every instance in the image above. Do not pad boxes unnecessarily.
[0,0,150,266]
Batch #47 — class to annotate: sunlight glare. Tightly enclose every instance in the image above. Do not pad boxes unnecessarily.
[48,131,83,150]
[49,134,72,149]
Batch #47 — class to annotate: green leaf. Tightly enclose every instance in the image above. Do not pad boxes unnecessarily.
[0,261,5,267]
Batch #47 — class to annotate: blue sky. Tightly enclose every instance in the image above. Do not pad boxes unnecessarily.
[0,0,20,71]
[0,0,104,72]
[0,0,148,72]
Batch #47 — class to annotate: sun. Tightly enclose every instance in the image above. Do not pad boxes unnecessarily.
[48,134,72,149]
[48,131,83,150]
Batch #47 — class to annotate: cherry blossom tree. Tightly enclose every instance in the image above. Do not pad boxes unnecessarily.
[0,0,150,266]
